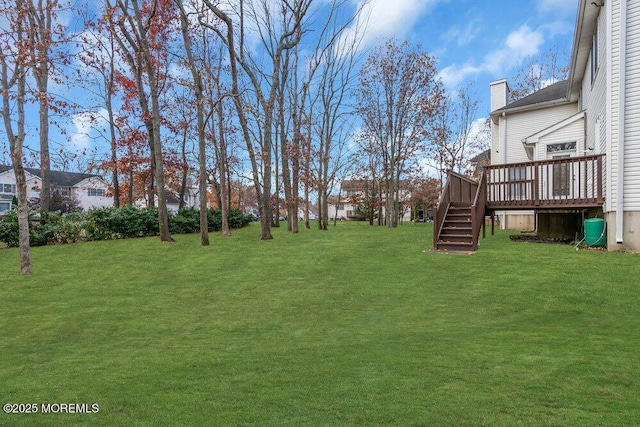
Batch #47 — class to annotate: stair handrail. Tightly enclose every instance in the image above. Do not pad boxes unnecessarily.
[433,174,452,250]
[470,171,487,251]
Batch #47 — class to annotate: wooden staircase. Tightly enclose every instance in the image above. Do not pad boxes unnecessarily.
[433,171,486,253]
[436,202,474,251]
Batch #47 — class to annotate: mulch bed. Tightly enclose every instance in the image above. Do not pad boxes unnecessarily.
[509,234,574,244]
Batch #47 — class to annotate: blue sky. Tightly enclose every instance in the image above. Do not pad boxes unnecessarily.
[347,0,580,116]
[3,0,581,170]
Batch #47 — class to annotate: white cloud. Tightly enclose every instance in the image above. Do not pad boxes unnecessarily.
[439,63,481,89]
[438,25,545,89]
[442,19,482,47]
[343,0,438,51]
[505,25,544,57]
[70,109,108,151]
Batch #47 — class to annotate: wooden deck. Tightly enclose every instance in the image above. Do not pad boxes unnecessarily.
[485,154,604,211]
[433,155,605,252]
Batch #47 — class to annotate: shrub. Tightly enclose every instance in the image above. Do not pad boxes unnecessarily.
[170,207,200,234]
[207,208,222,232]
[228,208,253,229]
[48,211,87,244]
[0,205,254,247]
[85,206,160,240]
[0,208,57,247]
[30,222,56,247]
[0,209,20,247]
[207,208,253,232]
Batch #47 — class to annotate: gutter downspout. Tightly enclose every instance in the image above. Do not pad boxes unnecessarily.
[616,0,627,244]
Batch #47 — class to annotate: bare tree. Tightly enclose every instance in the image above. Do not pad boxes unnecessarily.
[308,2,364,231]
[1,0,32,274]
[77,5,123,207]
[428,81,480,180]
[25,0,63,215]
[510,45,570,101]
[175,0,210,245]
[202,0,312,240]
[356,39,444,228]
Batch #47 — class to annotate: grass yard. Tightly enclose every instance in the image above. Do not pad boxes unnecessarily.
[0,222,639,426]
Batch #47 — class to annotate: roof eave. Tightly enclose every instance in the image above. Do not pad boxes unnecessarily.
[490,98,573,119]
[567,0,600,101]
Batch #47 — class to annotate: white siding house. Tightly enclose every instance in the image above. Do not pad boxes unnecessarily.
[328,179,412,223]
[0,166,112,213]
[489,0,640,252]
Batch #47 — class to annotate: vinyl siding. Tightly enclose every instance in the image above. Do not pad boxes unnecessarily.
[502,104,578,164]
[534,119,585,161]
[74,177,112,210]
[582,6,609,205]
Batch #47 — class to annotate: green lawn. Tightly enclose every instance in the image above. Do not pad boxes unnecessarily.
[0,222,638,426]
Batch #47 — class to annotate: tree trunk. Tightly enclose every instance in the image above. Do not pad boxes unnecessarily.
[1,28,32,273]
[217,106,231,237]
[26,0,52,216]
[13,160,32,274]
[106,91,120,207]
[176,0,208,244]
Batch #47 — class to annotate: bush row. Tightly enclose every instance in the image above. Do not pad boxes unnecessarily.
[0,206,254,247]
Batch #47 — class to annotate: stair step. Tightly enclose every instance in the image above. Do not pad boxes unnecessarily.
[450,202,473,208]
[442,233,472,238]
[446,216,471,221]
[444,219,471,225]
[439,235,473,243]
[435,241,475,252]
[442,226,472,232]
[435,200,478,252]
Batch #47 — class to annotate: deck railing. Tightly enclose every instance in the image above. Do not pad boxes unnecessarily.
[485,154,604,210]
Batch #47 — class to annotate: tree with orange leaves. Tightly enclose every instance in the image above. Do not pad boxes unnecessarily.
[106,0,177,242]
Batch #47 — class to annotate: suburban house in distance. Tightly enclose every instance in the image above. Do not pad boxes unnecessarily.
[328,179,412,223]
[434,0,640,252]
[0,165,112,214]
[136,190,200,213]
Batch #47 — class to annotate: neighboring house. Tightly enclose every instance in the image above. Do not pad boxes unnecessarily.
[468,149,491,179]
[435,0,640,252]
[135,189,200,212]
[328,179,412,223]
[0,165,112,214]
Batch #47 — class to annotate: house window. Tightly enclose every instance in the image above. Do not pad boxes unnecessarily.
[547,142,577,153]
[54,187,72,196]
[0,183,16,194]
[591,24,599,83]
[0,201,10,213]
[88,188,105,197]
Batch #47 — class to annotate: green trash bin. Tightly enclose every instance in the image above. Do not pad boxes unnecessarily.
[584,218,606,246]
